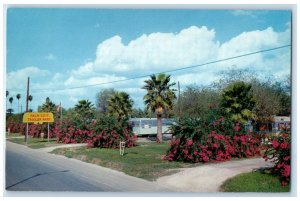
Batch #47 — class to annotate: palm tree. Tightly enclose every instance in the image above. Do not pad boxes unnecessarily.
[221,81,256,124]
[16,94,21,114]
[142,73,176,143]
[9,97,14,114]
[40,97,56,112]
[108,91,133,121]
[6,91,9,112]
[28,95,33,111]
[74,99,95,120]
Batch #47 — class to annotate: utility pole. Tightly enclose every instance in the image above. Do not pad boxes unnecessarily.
[60,102,63,124]
[178,81,181,121]
[25,77,30,143]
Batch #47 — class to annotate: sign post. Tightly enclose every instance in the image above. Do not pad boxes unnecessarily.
[23,112,54,142]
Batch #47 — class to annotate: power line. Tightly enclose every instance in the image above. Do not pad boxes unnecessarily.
[8,44,291,93]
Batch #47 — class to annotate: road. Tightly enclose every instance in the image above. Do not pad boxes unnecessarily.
[5,141,171,192]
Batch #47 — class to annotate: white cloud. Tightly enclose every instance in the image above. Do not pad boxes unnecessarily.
[7,25,291,109]
[6,66,49,90]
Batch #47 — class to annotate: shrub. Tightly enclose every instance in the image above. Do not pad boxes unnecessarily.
[54,119,92,143]
[263,129,291,186]
[6,122,26,134]
[87,116,137,148]
[164,117,260,163]
[53,116,137,148]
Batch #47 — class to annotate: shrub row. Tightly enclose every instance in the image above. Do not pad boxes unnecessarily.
[53,117,137,148]
[164,117,260,163]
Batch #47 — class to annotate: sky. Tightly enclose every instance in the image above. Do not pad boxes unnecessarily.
[5,8,291,111]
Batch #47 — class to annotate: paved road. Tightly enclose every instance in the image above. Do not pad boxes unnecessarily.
[5,141,170,192]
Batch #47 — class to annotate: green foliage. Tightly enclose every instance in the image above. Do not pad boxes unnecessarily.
[74,99,95,121]
[175,85,221,119]
[142,73,177,114]
[108,91,133,121]
[221,81,256,123]
[39,97,56,112]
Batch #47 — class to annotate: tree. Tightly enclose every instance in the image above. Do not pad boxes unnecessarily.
[28,95,33,111]
[221,81,256,124]
[108,91,133,121]
[96,88,116,114]
[16,94,21,114]
[9,97,14,114]
[6,91,9,112]
[74,99,95,120]
[175,85,221,120]
[39,97,56,113]
[142,73,176,143]
[251,80,281,121]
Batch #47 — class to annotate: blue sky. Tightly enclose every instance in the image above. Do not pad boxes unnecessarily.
[6,8,291,111]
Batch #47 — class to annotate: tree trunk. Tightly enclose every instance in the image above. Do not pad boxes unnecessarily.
[157,113,162,143]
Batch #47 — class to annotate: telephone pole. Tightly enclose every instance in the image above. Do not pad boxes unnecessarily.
[25,77,30,143]
[178,81,181,120]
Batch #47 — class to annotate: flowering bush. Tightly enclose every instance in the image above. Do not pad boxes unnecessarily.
[6,122,26,134]
[87,116,137,148]
[53,119,92,143]
[263,129,291,186]
[164,117,260,163]
[6,122,55,138]
[53,116,137,148]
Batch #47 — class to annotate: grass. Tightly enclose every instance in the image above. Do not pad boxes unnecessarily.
[7,135,60,149]
[6,132,24,138]
[219,170,290,192]
[51,142,201,181]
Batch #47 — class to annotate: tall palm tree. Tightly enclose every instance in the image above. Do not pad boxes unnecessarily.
[6,91,9,112]
[9,97,14,114]
[28,95,33,111]
[108,91,133,121]
[16,94,21,114]
[74,99,95,119]
[142,73,176,143]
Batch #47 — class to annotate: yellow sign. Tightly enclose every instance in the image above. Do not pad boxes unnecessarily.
[23,112,54,123]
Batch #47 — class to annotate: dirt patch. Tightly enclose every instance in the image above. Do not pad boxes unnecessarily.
[103,161,123,171]
[90,158,103,165]
[75,155,88,161]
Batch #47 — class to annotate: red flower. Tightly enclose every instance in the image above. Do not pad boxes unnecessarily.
[272,140,280,149]
[280,142,288,149]
[187,139,193,146]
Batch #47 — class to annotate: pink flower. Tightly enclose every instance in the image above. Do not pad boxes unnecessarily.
[234,124,240,132]
[187,139,193,146]
[183,149,189,155]
[203,155,209,162]
[272,140,280,149]
[280,142,288,149]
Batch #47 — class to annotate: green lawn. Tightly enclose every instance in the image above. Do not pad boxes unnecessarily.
[7,136,60,149]
[220,170,290,192]
[6,132,23,138]
[51,142,201,181]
